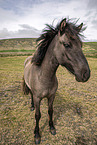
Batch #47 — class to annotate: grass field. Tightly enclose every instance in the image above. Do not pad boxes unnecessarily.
[0,39,97,144]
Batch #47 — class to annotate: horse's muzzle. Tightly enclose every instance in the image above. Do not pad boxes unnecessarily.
[75,68,90,82]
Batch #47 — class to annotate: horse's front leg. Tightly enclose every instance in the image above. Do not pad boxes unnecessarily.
[48,96,56,135]
[34,98,41,144]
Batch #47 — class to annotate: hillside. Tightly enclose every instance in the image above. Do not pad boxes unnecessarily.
[0,38,97,57]
[0,38,37,50]
[0,38,37,57]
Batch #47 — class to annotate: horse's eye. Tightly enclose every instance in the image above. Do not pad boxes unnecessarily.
[63,43,71,48]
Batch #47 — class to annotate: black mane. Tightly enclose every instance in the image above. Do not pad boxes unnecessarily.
[32,24,59,65]
[32,18,84,66]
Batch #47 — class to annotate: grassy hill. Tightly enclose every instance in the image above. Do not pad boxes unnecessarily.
[0,38,36,57]
[0,38,97,57]
[0,38,37,50]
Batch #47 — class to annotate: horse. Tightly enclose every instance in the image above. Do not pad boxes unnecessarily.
[22,18,90,144]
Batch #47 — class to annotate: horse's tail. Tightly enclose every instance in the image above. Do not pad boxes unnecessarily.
[22,76,30,95]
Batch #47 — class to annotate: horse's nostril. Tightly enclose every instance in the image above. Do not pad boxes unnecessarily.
[83,71,87,79]
[82,69,90,82]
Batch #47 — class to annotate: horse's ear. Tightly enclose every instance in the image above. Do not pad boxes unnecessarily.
[77,23,83,32]
[59,18,66,35]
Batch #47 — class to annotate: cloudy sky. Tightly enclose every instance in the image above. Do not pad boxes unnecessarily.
[0,0,97,41]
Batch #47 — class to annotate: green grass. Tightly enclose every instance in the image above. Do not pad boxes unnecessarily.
[0,49,35,53]
[0,49,35,57]
[0,56,97,144]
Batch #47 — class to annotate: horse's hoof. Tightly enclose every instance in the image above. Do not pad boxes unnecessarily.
[31,107,35,111]
[34,137,41,144]
[50,128,56,135]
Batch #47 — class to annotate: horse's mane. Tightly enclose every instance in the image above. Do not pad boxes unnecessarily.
[32,24,59,65]
[32,18,85,66]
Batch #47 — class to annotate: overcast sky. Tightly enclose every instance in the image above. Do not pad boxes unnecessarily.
[0,0,97,41]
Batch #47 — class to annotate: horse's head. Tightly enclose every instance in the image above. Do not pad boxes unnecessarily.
[54,18,90,82]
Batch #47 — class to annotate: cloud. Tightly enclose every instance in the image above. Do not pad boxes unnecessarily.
[0,26,41,39]
[0,0,97,41]
[0,7,20,31]
[19,24,38,31]
[91,19,97,29]
[0,0,90,31]
[0,28,10,38]
[87,0,97,9]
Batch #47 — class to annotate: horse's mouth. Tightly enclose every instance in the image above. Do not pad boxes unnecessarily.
[75,76,83,82]
[75,70,90,82]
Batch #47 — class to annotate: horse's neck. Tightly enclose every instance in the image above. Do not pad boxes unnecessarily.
[41,36,59,79]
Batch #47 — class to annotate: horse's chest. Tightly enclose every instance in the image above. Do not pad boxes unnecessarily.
[30,68,58,98]
[32,78,58,98]
[39,81,57,98]
[43,85,56,97]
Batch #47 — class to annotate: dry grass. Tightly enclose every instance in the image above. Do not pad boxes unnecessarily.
[0,56,97,145]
